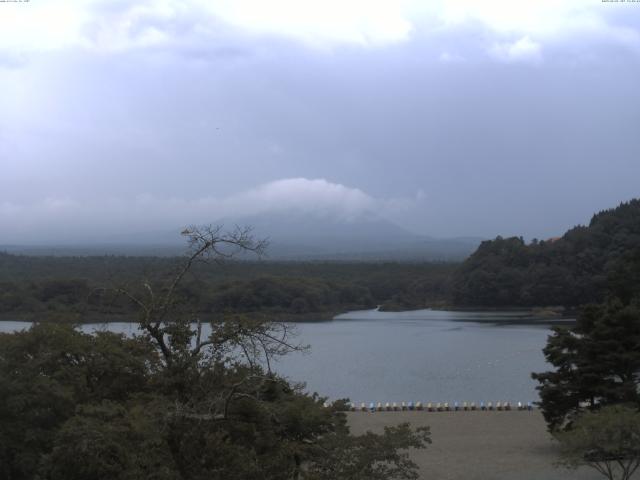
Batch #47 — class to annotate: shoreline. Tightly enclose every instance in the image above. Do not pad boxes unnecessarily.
[0,310,342,324]
[0,305,575,325]
[380,304,576,319]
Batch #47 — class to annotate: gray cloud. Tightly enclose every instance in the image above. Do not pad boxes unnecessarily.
[1,1,639,244]
[0,178,423,243]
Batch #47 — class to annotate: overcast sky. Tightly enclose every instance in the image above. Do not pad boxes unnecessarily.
[1,0,639,244]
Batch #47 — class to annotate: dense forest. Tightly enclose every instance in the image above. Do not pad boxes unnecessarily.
[452,199,640,307]
[0,254,454,321]
[2,198,640,320]
[0,229,431,480]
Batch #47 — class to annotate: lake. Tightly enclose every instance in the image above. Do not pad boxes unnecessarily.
[0,309,561,405]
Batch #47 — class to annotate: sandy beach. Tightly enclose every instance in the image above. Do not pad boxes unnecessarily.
[347,410,607,480]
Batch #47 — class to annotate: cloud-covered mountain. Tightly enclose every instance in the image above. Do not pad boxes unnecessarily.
[1,209,481,261]
[214,210,480,260]
[0,179,481,260]
[0,178,423,244]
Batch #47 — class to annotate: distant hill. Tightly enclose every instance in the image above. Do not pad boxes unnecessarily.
[1,211,482,261]
[452,199,640,307]
[230,211,480,261]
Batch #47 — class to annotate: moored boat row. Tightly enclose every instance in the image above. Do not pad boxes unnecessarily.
[323,400,535,412]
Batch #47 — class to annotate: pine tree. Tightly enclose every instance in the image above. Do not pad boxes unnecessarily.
[532,299,640,431]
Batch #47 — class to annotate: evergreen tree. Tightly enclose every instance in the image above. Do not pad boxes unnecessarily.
[532,299,640,431]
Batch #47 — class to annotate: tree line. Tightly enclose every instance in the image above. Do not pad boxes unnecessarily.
[452,199,640,307]
[3,199,640,322]
[0,254,455,321]
[525,201,640,480]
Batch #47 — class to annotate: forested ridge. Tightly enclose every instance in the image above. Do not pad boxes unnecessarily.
[0,255,454,321]
[2,198,640,319]
[452,199,640,307]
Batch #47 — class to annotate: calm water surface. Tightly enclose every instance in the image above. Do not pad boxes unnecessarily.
[0,309,559,404]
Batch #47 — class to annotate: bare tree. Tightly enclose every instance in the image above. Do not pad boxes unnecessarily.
[111,225,306,420]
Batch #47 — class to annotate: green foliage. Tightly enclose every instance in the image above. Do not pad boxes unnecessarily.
[554,405,640,480]
[0,227,431,479]
[0,254,456,320]
[453,199,640,307]
[0,324,157,480]
[0,322,431,480]
[207,275,374,315]
[306,423,431,480]
[45,400,176,480]
[532,299,640,431]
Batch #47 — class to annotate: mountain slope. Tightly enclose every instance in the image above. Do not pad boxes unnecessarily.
[452,199,640,307]
[2,211,481,261]
[221,211,480,260]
